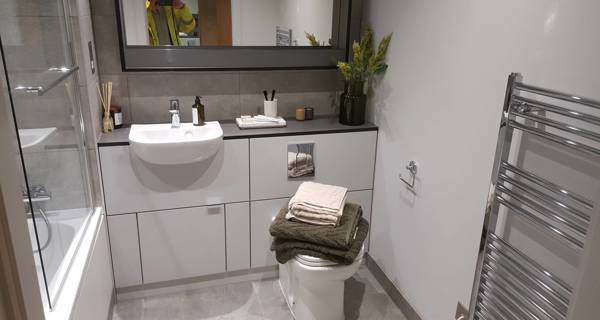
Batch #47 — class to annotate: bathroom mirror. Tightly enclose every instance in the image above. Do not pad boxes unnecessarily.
[288,143,315,178]
[116,0,362,70]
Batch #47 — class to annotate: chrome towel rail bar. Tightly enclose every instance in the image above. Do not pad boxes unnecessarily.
[514,82,600,110]
[468,73,598,320]
[497,172,590,224]
[512,96,600,127]
[500,162,593,210]
[494,194,585,250]
[508,120,600,158]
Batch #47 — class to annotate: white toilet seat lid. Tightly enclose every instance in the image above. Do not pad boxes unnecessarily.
[294,245,365,267]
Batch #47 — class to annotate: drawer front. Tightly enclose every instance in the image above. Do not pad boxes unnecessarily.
[107,214,142,288]
[225,202,250,271]
[138,206,226,283]
[100,139,249,215]
[250,131,377,200]
[250,198,289,268]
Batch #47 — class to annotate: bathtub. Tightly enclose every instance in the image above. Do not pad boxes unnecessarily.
[27,207,92,305]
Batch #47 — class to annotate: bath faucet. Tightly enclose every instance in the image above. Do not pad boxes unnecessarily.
[169,99,181,128]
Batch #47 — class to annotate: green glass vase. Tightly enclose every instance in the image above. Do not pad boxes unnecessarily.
[339,81,367,126]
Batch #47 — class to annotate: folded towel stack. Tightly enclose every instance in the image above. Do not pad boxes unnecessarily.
[285,182,348,226]
[270,201,369,265]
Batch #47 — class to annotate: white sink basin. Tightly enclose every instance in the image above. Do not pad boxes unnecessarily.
[18,127,56,150]
[129,122,223,165]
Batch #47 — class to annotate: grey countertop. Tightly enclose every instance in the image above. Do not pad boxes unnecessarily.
[97,116,378,147]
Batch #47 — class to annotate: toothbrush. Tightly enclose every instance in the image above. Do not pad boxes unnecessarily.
[271,89,276,101]
[263,90,269,101]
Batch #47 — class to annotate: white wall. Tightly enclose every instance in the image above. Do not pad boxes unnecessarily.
[123,0,149,45]
[231,0,280,46]
[280,0,333,46]
[364,1,600,319]
[231,0,333,46]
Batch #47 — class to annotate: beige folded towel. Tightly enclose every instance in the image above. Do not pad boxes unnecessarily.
[287,182,348,226]
[289,182,348,215]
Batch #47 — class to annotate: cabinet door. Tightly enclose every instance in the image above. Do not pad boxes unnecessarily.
[100,139,249,215]
[250,131,377,200]
[346,190,373,251]
[225,202,250,271]
[250,198,289,268]
[107,214,143,288]
[138,206,226,283]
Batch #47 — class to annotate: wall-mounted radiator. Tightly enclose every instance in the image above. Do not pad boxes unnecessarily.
[468,73,600,320]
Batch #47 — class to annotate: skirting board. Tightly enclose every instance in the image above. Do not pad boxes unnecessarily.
[365,254,422,320]
[115,266,278,301]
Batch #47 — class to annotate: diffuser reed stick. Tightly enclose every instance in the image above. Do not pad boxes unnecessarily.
[98,81,114,133]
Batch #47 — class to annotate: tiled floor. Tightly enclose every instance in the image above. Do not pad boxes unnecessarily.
[112,264,407,320]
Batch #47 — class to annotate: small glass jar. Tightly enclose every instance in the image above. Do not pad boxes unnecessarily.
[110,105,123,129]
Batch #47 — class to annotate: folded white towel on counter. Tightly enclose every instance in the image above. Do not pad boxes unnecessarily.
[236,115,286,129]
[286,182,348,226]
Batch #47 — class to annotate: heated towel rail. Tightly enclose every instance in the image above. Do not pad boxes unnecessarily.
[468,73,599,320]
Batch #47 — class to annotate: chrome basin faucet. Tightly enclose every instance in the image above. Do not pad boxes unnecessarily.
[169,99,181,128]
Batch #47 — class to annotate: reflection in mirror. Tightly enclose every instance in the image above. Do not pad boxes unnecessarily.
[123,0,335,47]
[288,143,315,178]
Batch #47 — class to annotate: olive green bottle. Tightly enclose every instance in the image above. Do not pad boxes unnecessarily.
[192,96,205,126]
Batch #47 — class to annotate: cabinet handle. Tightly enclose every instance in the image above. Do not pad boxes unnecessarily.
[206,206,223,214]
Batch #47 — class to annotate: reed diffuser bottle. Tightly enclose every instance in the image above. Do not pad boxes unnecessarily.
[98,82,114,133]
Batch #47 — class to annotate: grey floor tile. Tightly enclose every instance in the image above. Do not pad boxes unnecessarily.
[112,298,143,320]
[141,292,185,320]
[111,268,407,320]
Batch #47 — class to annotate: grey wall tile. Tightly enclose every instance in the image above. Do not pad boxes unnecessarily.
[127,72,240,97]
[241,91,338,118]
[79,83,103,146]
[92,14,122,74]
[86,147,103,207]
[0,16,71,72]
[130,94,240,123]
[22,146,88,211]
[90,0,115,17]
[71,15,99,86]
[68,0,91,17]
[239,69,343,94]
[83,81,103,143]
[0,0,62,18]
[10,76,80,129]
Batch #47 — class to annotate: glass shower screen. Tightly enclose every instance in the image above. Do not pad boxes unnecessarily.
[0,0,94,309]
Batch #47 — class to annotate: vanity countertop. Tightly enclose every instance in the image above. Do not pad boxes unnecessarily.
[97,116,378,147]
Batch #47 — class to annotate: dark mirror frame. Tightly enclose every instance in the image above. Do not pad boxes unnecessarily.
[115,0,362,71]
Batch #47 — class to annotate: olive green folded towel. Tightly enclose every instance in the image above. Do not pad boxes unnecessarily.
[271,218,369,265]
[269,202,363,250]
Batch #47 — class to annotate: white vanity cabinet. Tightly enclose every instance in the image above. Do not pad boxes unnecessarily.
[138,206,226,284]
[99,125,378,290]
[107,214,142,288]
[100,139,249,215]
[249,131,377,200]
[225,202,250,271]
[250,198,289,268]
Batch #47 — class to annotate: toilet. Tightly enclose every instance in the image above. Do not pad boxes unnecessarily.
[278,246,365,320]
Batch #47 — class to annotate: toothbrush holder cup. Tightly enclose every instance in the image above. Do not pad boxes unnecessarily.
[264,99,278,117]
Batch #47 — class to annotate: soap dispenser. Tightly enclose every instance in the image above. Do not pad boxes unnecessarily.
[192,96,205,126]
